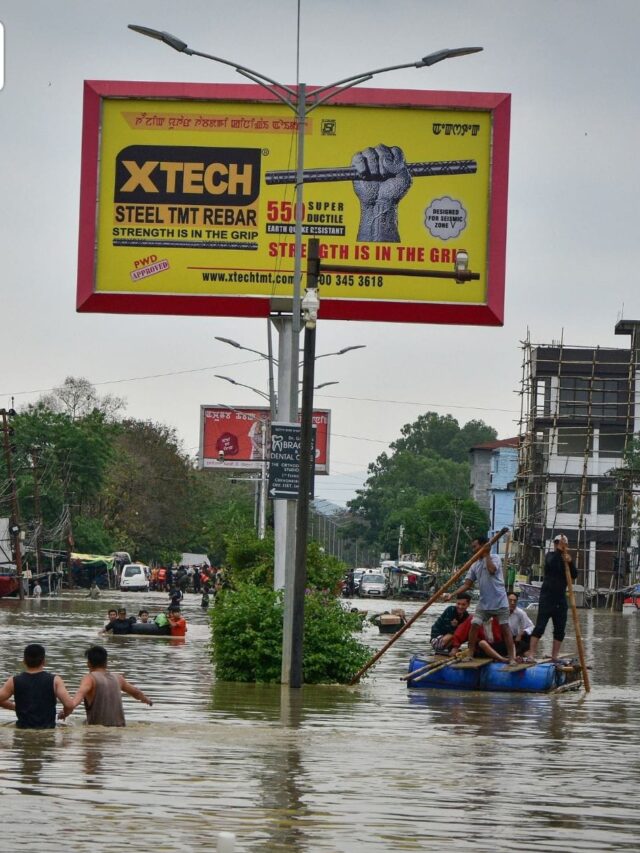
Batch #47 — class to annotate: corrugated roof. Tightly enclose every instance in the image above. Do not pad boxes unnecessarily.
[470,437,519,450]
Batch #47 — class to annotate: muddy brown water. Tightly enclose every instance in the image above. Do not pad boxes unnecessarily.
[1,592,638,852]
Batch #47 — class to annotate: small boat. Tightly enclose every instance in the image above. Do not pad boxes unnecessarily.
[406,654,582,693]
[370,609,407,634]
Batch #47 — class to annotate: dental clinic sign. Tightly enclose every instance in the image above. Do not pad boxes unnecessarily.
[77,80,510,325]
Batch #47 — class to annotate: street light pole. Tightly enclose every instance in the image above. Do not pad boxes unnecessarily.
[128,24,483,686]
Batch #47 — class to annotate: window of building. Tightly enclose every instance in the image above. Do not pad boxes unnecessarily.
[556,478,591,514]
[599,430,626,459]
[597,480,617,514]
[556,426,592,456]
[535,379,549,417]
[558,376,623,419]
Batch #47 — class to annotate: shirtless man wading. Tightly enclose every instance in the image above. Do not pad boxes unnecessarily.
[61,645,152,727]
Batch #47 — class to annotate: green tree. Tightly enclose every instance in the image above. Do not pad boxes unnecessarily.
[391,413,497,463]
[1,404,116,555]
[347,412,496,555]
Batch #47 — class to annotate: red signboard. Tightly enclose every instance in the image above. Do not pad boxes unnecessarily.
[199,406,330,474]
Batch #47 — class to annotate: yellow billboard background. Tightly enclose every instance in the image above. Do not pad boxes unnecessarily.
[96,97,493,306]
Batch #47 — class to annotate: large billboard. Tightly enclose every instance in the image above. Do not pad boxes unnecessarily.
[199,405,330,473]
[78,81,509,325]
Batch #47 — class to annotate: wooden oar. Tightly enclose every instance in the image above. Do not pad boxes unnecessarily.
[561,545,591,693]
[348,526,509,684]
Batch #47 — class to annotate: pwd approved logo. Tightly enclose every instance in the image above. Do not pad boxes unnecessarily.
[130,255,170,282]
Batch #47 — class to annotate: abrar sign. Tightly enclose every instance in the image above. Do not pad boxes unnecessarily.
[77,80,510,326]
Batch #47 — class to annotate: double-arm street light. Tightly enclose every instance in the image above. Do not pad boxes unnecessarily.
[214,335,363,414]
[215,336,365,366]
[129,24,482,687]
[214,373,339,409]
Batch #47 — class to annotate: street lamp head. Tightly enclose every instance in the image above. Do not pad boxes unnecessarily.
[416,46,483,67]
[214,374,238,385]
[128,24,190,53]
[214,336,242,349]
[315,381,339,390]
[337,345,366,355]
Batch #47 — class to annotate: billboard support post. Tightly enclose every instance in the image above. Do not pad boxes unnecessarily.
[289,238,320,688]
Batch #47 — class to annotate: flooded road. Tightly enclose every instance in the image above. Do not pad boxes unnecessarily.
[1,591,639,852]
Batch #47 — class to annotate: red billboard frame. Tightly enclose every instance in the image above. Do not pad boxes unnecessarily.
[199,405,331,474]
[77,80,509,326]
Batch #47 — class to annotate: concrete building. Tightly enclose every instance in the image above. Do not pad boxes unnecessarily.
[469,438,519,556]
[513,322,640,593]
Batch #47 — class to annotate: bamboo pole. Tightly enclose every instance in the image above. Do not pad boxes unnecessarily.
[400,648,469,681]
[409,649,470,683]
[349,526,509,684]
[561,545,591,693]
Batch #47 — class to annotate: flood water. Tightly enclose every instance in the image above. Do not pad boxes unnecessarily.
[1,590,639,852]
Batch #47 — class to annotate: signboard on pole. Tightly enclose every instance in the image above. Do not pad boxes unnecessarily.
[199,405,330,473]
[267,423,316,500]
[78,81,510,326]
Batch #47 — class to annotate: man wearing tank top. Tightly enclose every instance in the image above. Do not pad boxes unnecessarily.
[0,643,75,728]
[61,645,153,727]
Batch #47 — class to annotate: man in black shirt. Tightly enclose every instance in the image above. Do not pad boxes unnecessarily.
[104,608,136,635]
[430,592,472,653]
[528,534,578,661]
[0,643,75,728]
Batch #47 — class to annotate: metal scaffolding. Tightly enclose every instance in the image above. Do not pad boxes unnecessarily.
[513,329,637,598]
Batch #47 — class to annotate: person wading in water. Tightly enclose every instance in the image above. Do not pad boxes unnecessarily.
[0,643,75,728]
[61,645,152,727]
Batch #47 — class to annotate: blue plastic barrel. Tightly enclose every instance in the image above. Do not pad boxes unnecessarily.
[407,656,481,690]
[480,661,559,692]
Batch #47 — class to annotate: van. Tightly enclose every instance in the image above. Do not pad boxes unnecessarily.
[119,563,150,592]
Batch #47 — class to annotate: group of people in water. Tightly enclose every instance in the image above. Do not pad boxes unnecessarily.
[103,605,187,636]
[147,563,224,594]
[0,643,152,728]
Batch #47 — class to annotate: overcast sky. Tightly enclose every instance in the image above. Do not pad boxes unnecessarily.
[1,1,639,505]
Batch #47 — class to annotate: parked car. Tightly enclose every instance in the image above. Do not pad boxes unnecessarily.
[358,570,388,598]
[119,563,150,592]
[352,568,367,593]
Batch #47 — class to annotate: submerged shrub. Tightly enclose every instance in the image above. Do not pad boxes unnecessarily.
[210,584,371,684]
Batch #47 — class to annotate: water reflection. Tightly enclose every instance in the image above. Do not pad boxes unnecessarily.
[0,592,639,851]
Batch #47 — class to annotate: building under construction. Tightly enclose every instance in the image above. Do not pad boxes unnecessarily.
[513,320,640,601]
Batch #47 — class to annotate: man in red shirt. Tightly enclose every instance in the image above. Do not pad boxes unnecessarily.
[168,607,187,637]
[450,615,509,662]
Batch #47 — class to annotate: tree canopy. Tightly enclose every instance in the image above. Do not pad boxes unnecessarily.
[0,378,255,566]
[347,412,495,562]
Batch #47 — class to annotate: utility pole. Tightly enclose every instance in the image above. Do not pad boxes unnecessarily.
[31,448,44,574]
[1,407,24,599]
[65,498,75,589]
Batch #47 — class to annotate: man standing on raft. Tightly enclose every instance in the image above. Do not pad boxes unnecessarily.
[445,536,517,665]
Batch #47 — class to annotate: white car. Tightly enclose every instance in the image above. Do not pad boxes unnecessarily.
[358,570,388,598]
[119,563,150,592]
